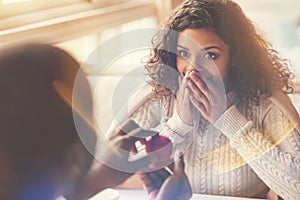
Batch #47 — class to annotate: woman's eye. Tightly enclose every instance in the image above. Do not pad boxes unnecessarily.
[204,52,218,60]
[177,50,190,59]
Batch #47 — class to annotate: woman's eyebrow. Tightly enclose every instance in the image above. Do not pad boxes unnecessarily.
[177,44,189,50]
[178,44,221,51]
[203,46,221,51]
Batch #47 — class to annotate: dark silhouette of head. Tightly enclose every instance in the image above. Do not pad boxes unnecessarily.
[0,43,96,200]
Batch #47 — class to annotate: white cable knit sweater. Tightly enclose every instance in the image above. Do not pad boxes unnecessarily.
[129,86,300,200]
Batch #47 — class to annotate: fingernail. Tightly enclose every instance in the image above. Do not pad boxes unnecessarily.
[186,71,193,78]
[191,71,197,78]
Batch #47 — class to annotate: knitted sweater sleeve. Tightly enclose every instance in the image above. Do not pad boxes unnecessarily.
[214,104,300,200]
[130,93,194,151]
[159,109,194,152]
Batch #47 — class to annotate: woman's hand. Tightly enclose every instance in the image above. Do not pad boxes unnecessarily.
[187,71,228,123]
[176,74,194,125]
[139,154,192,200]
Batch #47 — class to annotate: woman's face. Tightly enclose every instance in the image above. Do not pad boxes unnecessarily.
[176,28,230,83]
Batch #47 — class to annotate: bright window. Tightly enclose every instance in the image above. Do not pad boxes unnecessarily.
[56,17,157,74]
[0,0,86,18]
[2,0,31,4]
[0,0,157,50]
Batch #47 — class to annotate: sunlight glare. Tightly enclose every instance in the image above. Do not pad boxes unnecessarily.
[2,0,31,4]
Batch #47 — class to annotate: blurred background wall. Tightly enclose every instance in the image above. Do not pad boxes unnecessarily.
[0,0,299,104]
[1,0,299,81]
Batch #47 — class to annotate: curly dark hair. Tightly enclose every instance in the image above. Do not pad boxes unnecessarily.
[145,0,294,100]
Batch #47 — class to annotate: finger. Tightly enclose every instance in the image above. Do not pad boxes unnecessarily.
[111,119,153,140]
[190,95,211,121]
[176,88,193,125]
[145,168,171,188]
[174,151,185,173]
[176,85,193,125]
[182,74,189,88]
[126,128,156,140]
[190,71,211,102]
[139,173,159,193]
[110,128,142,148]
[106,130,154,164]
[110,119,139,138]
[187,79,210,109]
[176,76,182,98]
[114,128,156,150]
[178,75,183,86]
[156,167,172,180]
[183,88,191,111]
[177,75,188,100]
[176,75,189,117]
[139,171,164,190]
[108,119,138,142]
[189,94,206,112]
[147,171,165,188]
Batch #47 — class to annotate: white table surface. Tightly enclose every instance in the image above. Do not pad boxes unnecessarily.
[90,188,266,200]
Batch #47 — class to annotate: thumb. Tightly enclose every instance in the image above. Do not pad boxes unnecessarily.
[178,75,183,85]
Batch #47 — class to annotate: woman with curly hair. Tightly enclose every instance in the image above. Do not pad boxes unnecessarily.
[128,0,300,199]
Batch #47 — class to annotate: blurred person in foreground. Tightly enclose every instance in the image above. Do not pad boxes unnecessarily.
[0,43,192,200]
